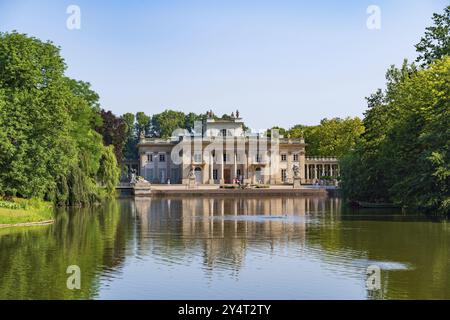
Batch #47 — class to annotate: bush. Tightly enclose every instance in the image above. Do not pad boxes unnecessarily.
[0,200,24,210]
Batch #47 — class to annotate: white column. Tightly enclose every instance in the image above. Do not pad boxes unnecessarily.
[314,164,317,179]
[220,151,224,184]
[245,151,249,181]
[233,152,237,182]
[330,165,333,177]
[210,152,214,184]
[287,152,292,183]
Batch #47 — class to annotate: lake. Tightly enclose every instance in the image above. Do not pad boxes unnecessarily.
[0,196,448,299]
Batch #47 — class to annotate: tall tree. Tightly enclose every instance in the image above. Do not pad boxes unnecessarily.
[96,109,127,162]
[135,112,151,136]
[0,32,120,204]
[0,32,76,199]
[122,112,137,160]
[415,5,450,67]
[286,118,364,158]
[97,145,120,197]
[150,110,185,138]
[341,57,449,214]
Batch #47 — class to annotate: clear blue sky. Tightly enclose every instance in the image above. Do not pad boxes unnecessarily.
[0,0,447,129]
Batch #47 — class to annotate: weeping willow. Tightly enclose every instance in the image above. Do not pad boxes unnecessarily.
[97,145,120,198]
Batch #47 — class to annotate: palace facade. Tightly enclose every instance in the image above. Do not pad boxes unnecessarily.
[137,112,339,185]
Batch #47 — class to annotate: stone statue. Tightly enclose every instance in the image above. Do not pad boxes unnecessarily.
[188,168,196,179]
[292,164,301,189]
[130,168,137,184]
[139,130,145,140]
[236,110,240,118]
[231,112,235,118]
[293,164,300,178]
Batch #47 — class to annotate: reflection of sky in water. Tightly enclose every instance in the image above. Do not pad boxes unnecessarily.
[93,196,446,299]
[1,196,447,300]
[95,198,380,299]
[96,246,367,300]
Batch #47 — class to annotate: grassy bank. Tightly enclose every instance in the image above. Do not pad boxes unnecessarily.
[0,198,54,226]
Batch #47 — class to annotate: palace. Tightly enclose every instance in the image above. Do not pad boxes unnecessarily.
[136,111,339,185]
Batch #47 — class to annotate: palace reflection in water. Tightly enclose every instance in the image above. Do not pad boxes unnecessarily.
[0,196,448,300]
[131,197,336,273]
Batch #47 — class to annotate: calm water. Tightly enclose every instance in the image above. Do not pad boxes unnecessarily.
[0,196,448,300]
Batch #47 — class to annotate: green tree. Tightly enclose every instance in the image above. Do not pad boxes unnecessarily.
[415,5,450,67]
[97,145,120,197]
[0,32,76,199]
[287,118,364,158]
[122,113,135,136]
[341,57,449,214]
[150,109,185,138]
[0,32,121,205]
[185,112,204,133]
[122,112,138,160]
[135,112,151,136]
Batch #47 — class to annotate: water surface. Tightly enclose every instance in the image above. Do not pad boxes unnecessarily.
[0,196,448,299]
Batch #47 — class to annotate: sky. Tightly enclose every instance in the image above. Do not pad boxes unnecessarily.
[0,0,447,129]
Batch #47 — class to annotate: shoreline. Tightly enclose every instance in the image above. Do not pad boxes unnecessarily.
[117,184,340,197]
[0,198,55,228]
[0,219,54,229]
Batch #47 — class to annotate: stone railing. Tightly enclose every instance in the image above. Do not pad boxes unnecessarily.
[138,138,176,144]
[306,157,338,162]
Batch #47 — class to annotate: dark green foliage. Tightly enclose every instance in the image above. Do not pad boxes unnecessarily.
[415,5,450,67]
[122,112,138,160]
[341,58,450,214]
[96,109,128,162]
[341,6,450,214]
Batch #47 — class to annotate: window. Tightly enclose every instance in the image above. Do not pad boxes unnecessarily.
[171,168,178,182]
[194,153,202,163]
[293,154,299,162]
[145,168,154,181]
[213,169,218,180]
[159,169,166,182]
[223,153,228,162]
[281,169,287,182]
[281,154,287,161]
[147,154,153,162]
[221,129,227,137]
[159,154,166,162]
[256,154,262,163]
[237,169,241,177]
